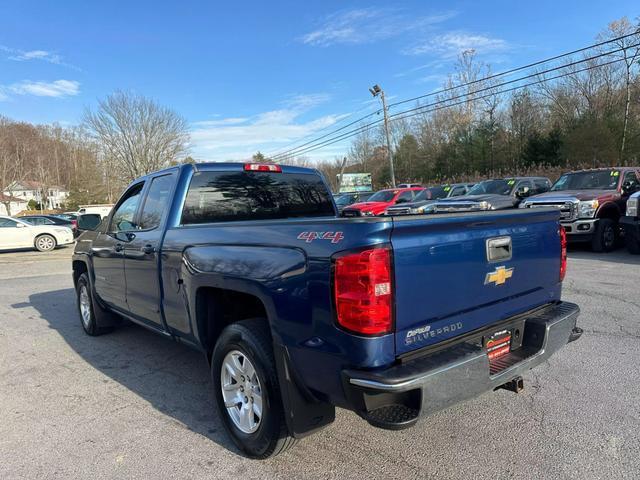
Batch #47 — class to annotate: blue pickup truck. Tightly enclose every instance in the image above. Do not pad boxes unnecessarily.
[72,162,581,458]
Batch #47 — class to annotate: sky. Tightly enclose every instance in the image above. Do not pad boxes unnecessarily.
[0,1,638,162]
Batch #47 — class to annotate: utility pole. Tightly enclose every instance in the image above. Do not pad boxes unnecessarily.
[369,84,396,188]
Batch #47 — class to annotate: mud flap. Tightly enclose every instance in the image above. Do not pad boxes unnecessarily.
[273,343,335,439]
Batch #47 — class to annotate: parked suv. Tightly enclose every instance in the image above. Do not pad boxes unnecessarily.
[621,191,640,254]
[431,177,551,213]
[520,168,640,252]
[385,183,474,215]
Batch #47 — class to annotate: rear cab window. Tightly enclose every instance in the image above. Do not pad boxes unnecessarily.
[181,170,335,224]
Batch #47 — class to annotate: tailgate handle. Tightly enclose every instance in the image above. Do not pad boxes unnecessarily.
[486,236,512,262]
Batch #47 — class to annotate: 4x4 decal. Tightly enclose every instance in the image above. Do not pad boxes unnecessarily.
[297,231,344,244]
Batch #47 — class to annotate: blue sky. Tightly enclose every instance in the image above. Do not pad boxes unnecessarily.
[0,1,637,161]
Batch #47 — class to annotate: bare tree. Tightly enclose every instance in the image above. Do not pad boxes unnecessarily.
[83,91,190,181]
[598,17,640,162]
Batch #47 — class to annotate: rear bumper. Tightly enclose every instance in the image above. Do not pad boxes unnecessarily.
[343,302,580,428]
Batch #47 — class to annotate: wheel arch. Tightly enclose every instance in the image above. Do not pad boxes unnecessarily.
[195,286,270,361]
[597,202,621,220]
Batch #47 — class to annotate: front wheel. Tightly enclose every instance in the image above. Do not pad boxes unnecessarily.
[212,319,296,459]
[35,234,56,252]
[591,218,617,253]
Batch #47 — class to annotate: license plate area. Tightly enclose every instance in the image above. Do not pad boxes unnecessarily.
[485,330,511,360]
[484,319,525,362]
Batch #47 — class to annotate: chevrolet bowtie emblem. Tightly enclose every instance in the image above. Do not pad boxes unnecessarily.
[484,266,514,286]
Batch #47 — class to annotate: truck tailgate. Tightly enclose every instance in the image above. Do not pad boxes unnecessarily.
[391,209,562,356]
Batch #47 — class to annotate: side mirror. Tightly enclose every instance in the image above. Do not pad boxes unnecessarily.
[16,222,26,228]
[77,214,102,231]
[396,198,408,204]
[515,186,531,198]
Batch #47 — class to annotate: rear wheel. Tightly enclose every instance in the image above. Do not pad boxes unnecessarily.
[591,218,617,253]
[212,319,296,458]
[35,234,56,252]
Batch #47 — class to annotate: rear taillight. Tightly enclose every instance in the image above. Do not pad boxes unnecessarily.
[559,226,567,281]
[333,246,393,335]
[244,163,282,172]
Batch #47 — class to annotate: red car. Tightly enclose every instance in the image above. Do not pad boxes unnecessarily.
[341,187,424,216]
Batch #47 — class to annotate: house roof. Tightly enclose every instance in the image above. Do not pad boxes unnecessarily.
[6,180,66,191]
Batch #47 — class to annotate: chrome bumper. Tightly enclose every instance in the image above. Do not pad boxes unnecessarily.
[344,302,580,418]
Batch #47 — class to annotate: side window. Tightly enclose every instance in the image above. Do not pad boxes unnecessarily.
[397,191,414,203]
[110,184,144,232]
[0,218,19,228]
[451,186,466,197]
[138,173,176,230]
[533,179,550,194]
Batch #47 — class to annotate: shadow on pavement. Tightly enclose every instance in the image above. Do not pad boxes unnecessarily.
[16,288,239,455]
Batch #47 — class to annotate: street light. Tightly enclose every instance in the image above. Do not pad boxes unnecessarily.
[370,84,396,188]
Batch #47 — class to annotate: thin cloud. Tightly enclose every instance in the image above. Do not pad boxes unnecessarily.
[0,80,80,100]
[405,32,510,58]
[0,45,81,71]
[300,8,456,47]
[190,92,351,161]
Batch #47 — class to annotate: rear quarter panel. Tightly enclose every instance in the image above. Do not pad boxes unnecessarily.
[160,217,396,405]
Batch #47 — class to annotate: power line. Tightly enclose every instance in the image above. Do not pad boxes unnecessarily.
[266,101,381,158]
[388,42,639,120]
[269,32,639,160]
[270,54,630,159]
[387,29,640,108]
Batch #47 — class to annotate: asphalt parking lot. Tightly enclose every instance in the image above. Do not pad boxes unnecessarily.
[1,246,639,479]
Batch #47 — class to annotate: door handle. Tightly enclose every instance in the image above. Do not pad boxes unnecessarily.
[114,243,123,252]
[142,244,156,254]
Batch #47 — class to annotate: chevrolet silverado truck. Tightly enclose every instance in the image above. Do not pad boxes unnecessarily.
[621,191,640,254]
[520,168,640,252]
[384,183,474,216]
[430,177,551,214]
[72,162,581,459]
[341,186,424,217]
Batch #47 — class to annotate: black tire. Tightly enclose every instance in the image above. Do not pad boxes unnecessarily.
[591,218,617,253]
[212,318,296,459]
[34,234,56,252]
[76,273,113,336]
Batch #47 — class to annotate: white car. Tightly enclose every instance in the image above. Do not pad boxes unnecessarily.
[0,215,75,252]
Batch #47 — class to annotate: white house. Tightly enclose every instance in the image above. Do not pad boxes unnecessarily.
[3,180,69,210]
[0,193,28,216]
